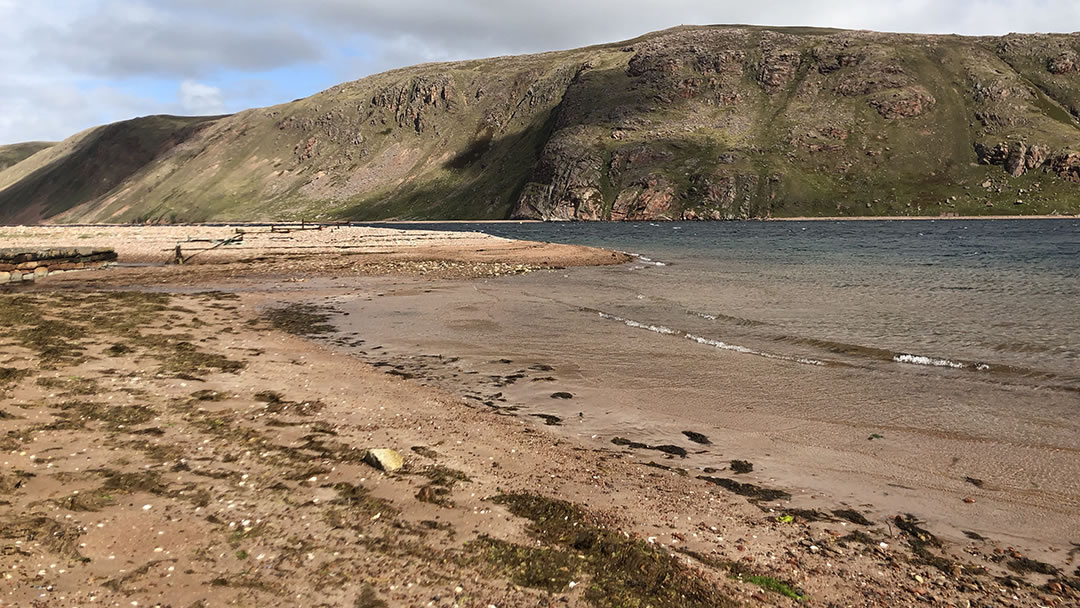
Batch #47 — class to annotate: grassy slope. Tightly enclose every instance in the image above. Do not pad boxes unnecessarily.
[1,25,1078,224]
[0,142,55,172]
[0,116,220,224]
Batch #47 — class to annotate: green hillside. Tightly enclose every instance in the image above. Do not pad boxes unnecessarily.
[0,142,54,172]
[2,25,1079,223]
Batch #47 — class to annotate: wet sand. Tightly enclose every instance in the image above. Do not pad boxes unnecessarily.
[318,272,1079,554]
[1,226,1077,607]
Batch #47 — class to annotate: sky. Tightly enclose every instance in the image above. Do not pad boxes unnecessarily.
[1,0,1079,145]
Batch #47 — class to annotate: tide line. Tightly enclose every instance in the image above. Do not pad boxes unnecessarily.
[597,311,825,366]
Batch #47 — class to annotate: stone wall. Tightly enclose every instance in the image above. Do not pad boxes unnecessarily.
[0,248,117,283]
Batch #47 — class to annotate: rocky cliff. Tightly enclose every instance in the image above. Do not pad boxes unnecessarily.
[2,25,1080,223]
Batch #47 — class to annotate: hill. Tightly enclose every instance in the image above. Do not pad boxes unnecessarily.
[2,25,1080,223]
[0,142,54,172]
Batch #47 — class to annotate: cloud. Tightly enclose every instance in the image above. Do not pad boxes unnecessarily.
[1,0,1080,144]
[173,0,1080,74]
[178,80,225,114]
[26,0,321,79]
[0,79,166,143]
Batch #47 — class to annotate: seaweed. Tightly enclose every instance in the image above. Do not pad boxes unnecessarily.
[263,303,337,336]
[329,482,397,518]
[472,537,580,592]
[0,367,29,387]
[675,548,807,600]
[698,476,791,502]
[531,413,563,426]
[643,461,688,475]
[479,493,738,607]
[36,376,101,396]
[52,401,157,431]
[833,509,874,526]
[103,559,177,592]
[354,584,389,608]
[729,459,753,474]
[779,508,831,522]
[410,445,440,459]
[0,514,85,559]
[1007,556,1060,576]
[682,430,711,445]
[415,466,469,506]
[743,574,805,600]
[612,437,688,458]
[894,515,959,574]
[893,514,940,547]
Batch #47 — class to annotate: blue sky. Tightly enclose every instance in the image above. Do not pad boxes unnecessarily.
[2,0,1079,144]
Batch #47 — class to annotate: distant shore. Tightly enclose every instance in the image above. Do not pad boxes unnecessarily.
[765,214,1077,221]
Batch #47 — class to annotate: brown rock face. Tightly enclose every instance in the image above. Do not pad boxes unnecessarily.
[679,173,768,220]
[1026,144,1050,170]
[976,142,1010,166]
[1051,152,1080,182]
[758,49,802,93]
[1005,142,1029,177]
[977,141,1054,177]
[610,176,675,221]
[371,74,457,133]
[812,45,865,74]
[1048,51,1079,75]
[513,133,606,220]
[869,86,936,118]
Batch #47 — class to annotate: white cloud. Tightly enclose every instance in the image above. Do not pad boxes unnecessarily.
[179,80,224,114]
[1,0,1080,144]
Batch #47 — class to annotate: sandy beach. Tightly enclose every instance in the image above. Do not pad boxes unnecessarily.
[1,225,1077,607]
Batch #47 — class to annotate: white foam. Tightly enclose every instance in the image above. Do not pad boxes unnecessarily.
[687,334,824,366]
[892,353,966,369]
[621,251,667,267]
[597,312,824,366]
[598,312,678,335]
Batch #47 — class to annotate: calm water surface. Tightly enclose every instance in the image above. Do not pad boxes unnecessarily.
[369,219,1080,384]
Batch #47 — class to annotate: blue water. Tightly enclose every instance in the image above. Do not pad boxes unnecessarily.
[370,219,1080,382]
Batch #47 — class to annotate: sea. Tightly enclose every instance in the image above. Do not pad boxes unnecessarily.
[328,218,1079,550]
[362,218,1080,385]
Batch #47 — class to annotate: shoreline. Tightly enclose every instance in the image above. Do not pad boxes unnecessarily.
[764,214,1077,221]
[1,226,1076,606]
[311,269,1079,551]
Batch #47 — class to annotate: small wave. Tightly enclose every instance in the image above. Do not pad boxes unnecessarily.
[597,312,824,366]
[892,353,967,369]
[689,310,769,327]
[598,312,678,335]
[620,251,667,267]
[687,334,824,366]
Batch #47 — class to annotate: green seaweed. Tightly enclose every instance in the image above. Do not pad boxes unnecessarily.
[743,574,805,600]
[478,493,738,607]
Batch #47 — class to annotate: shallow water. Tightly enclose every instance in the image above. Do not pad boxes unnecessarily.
[367,219,1080,384]
[324,218,1080,555]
